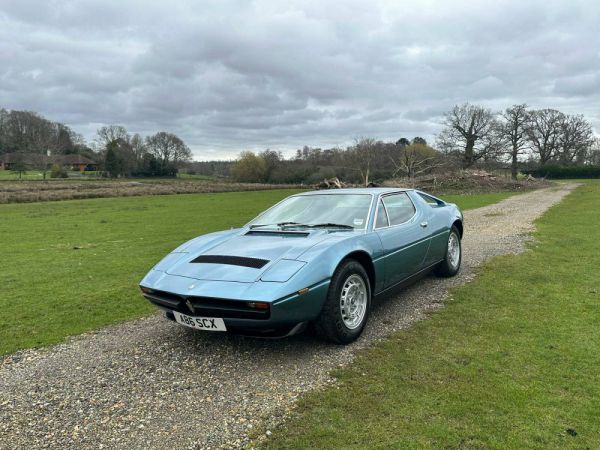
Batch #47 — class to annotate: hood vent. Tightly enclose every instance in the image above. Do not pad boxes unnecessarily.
[245,230,310,237]
[190,254,269,269]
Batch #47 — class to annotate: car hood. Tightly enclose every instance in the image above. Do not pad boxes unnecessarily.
[164,229,351,282]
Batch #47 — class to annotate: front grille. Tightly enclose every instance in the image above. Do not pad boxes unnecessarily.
[144,289,270,320]
[190,254,269,269]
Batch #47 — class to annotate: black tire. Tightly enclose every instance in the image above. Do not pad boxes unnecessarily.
[315,259,371,344]
[435,225,462,277]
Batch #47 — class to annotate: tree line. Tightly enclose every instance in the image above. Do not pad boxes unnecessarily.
[0,109,192,177]
[203,103,597,184]
[2,104,597,182]
[199,137,439,185]
[0,108,90,157]
[438,103,599,178]
[95,125,191,177]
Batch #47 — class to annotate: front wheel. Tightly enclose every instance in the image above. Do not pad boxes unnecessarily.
[315,260,371,344]
[435,226,462,277]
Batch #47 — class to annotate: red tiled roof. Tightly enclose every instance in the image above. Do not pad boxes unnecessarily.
[55,154,97,165]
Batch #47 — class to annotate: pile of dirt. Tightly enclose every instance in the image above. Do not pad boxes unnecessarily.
[381,170,551,194]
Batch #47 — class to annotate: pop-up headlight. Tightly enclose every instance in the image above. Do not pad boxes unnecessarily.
[260,259,306,282]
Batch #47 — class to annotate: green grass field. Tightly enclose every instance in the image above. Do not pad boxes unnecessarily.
[0,189,298,355]
[0,170,47,180]
[265,181,600,449]
[440,191,518,210]
[0,189,521,356]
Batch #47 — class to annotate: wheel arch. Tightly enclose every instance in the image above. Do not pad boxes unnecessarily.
[452,219,463,238]
[338,250,376,294]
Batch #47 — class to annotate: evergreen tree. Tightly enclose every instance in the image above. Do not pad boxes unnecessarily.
[104,142,121,177]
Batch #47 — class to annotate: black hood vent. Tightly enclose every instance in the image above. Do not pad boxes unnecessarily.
[190,254,269,269]
[245,230,310,237]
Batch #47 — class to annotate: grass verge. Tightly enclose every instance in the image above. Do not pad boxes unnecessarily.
[440,191,519,210]
[265,181,600,449]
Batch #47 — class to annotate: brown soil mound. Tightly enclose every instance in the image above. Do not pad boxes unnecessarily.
[382,170,551,194]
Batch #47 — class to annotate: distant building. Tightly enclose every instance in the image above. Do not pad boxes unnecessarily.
[53,154,99,172]
[0,153,98,172]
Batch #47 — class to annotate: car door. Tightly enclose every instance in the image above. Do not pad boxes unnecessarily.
[374,192,431,288]
[415,192,450,267]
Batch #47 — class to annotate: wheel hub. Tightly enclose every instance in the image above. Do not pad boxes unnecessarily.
[340,274,367,329]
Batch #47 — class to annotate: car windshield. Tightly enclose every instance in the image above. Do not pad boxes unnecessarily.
[249,194,372,230]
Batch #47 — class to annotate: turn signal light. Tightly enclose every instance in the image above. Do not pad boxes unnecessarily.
[247,301,269,310]
[297,287,309,295]
[140,287,153,294]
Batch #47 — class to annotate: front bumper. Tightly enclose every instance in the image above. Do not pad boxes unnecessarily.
[140,272,330,335]
[162,310,309,338]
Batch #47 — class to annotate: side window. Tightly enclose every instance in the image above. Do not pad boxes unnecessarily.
[375,199,389,228]
[418,192,443,207]
[382,193,416,226]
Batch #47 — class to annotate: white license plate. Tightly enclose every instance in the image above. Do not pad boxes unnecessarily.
[173,312,227,332]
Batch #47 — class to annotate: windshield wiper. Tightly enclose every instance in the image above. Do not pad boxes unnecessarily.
[286,223,354,229]
[307,223,354,229]
[249,223,269,229]
[249,221,302,229]
[277,221,303,227]
[251,222,354,230]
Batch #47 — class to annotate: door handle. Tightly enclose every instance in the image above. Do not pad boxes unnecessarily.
[420,221,428,228]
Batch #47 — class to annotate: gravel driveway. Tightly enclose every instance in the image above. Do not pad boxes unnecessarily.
[0,184,577,450]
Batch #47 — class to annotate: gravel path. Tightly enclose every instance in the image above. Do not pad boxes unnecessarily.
[0,184,577,450]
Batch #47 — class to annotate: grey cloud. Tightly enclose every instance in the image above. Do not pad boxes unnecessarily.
[1,0,599,159]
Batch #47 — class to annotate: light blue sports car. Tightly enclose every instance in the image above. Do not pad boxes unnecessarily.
[140,188,463,344]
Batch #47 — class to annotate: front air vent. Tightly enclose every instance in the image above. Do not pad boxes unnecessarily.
[190,254,269,269]
[245,230,310,237]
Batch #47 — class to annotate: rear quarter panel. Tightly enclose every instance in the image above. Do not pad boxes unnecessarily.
[409,192,463,266]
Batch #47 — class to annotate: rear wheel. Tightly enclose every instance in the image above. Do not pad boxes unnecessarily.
[435,226,462,277]
[315,260,371,344]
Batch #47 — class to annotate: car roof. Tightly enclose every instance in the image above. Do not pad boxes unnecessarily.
[297,187,412,196]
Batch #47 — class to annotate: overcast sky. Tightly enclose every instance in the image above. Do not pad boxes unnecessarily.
[1,0,599,160]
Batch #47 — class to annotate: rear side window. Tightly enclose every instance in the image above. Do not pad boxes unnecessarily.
[418,192,443,207]
[382,193,416,226]
[375,199,389,228]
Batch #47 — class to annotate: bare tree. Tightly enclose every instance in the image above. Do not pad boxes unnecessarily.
[526,109,564,165]
[95,125,129,149]
[52,123,79,154]
[390,143,442,179]
[28,118,55,178]
[10,151,29,179]
[497,104,530,180]
[437,103,499,168]
[145,131,192,168]
[30,153,51,179]
[586,137,600,165]
[2,110,56,153]
[0,110,82,159]
[346,138,377,186]
[0,108,8,153]
[557,114,594,164]
[130,133,146,164]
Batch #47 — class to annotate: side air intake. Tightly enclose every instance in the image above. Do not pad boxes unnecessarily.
[190,255,269,269]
